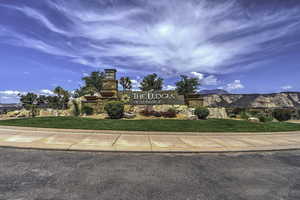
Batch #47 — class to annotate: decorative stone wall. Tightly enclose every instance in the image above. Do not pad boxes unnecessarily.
[188,99,204,107]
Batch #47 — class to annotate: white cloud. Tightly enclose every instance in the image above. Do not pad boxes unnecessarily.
[0,1,300,75]
[82,72,89,77]
[131,79,140,91]
[5,5,68,35]
[281,85,293,91]
[0,89,58,103]
[0,90,24,103]
[220,80,244,92]
[39,89,54,95]
[190,72,219,86]
[0,90,22,95]
[190,72,204,80]
[202,75,218,86]
[163,85,176,90]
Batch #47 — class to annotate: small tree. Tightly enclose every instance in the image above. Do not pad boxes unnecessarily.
[175,75,200,97]
[73,86,91,98]
[82,71,105,95]
[19,93,39,117]
[46,96,60,109]
[72,100,80,116]
[120,77,132,91]
[140,73,163,91]
[53,86,64,97]
[53,86,70,110]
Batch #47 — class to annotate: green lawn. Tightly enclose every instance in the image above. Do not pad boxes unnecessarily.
[0,117,300,132]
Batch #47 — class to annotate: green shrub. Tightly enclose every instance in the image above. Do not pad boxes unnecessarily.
[229,113,237,118]
[273,109,292,122]
[249,110,260,117]
[194,107,210,120]
[257,114,273,123]
[104,101,124,119]
[81,106,94,116]
[232,108,246,115]
[240,111,250,120]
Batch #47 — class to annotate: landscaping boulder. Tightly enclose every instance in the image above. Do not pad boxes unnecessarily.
[7,110,20,118]
[248,117,260,123]
[208,107,228,119]
[123,112,136,119]
[187,115,198,120]
[17,110,30,118]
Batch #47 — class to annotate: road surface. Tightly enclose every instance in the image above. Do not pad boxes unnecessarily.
[1,148,300,200]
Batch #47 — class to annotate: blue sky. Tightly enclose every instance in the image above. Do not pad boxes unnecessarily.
[0,0,300,103]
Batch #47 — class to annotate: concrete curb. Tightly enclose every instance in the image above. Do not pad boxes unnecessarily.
[1,145,300,154]
[0,125,299,136]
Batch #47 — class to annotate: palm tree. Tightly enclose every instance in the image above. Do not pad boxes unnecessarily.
[120,77,132,91]
[53,86,70,109]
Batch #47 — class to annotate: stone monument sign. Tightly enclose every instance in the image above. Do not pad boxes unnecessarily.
[121,91,185,105]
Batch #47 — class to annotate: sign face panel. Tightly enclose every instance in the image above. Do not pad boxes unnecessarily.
[122,91,185,105]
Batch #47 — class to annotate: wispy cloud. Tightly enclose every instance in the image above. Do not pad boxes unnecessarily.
[281,85,293,91]
[0,90,24,103]
[39,89,54,95]
[190,72,219,86]
[0,0,299,75]
[0,90,23,96]
[1,5,68,35]
[0,89,55,103]
[219,80,245,92]
[163,85,176,91]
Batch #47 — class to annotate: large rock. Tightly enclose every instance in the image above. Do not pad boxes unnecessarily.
[5,109,31,118]
[123,112,136,119]
[208,107,228,119]
[248,117,260,123]
[187,115,198,120]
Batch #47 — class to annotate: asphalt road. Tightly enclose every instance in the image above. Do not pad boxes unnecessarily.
[1,149,300,200]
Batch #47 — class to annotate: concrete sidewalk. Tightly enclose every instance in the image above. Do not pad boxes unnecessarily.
[0,126,300,152]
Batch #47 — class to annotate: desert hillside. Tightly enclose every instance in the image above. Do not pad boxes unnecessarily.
[201,92,300,108]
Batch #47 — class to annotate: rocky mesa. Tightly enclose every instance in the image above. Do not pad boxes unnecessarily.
[201,92,300,108]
